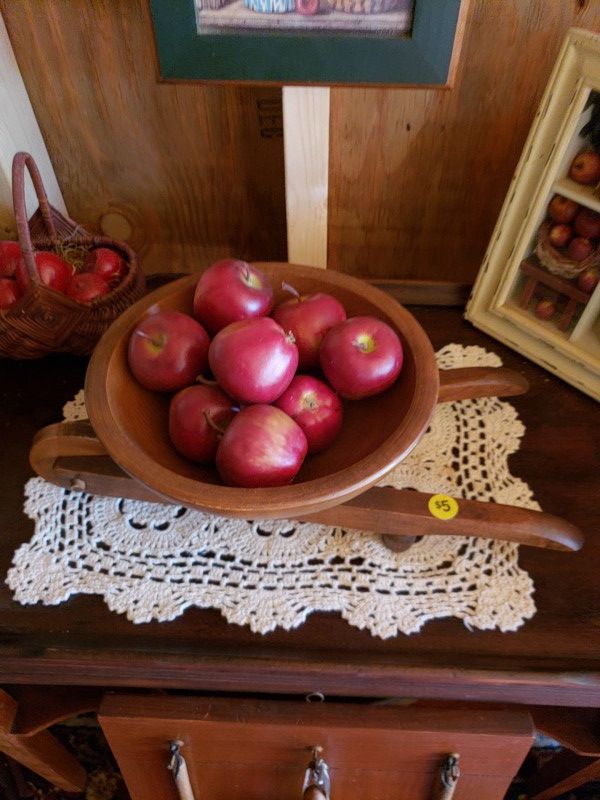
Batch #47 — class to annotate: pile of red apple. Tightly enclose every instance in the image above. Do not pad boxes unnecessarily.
[0,241,127,311]
[544,195,600,292]
[127,259,404,488]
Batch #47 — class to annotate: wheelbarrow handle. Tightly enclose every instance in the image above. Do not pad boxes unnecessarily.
[437,367,529,403]
[30,420,583,552]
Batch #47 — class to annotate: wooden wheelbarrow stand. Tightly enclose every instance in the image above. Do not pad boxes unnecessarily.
[30,366,584,554]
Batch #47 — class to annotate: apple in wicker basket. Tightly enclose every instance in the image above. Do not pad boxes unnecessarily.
[83,247,125,287]
[66,273,111,304]
[128,310,210,392]
[0,278,22,310]
[0,241,21,278]
[15,250,72,293]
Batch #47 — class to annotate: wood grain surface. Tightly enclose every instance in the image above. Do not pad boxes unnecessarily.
[99,695,533,800]
[0,0,287,273]
[1,304,600,705]
[327,0,600,280]
[3,3,600,281]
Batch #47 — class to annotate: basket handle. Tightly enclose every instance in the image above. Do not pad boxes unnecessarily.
[12,151,59,284]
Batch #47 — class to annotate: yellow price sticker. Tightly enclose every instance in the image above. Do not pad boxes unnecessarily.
[428,494,459,521]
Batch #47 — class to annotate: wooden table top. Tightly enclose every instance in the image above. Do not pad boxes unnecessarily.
[1,303,599,706]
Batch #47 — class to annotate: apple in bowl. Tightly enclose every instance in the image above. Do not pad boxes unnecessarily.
[319,316,404,400]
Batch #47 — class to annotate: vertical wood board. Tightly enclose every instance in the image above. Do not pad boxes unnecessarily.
[283,86,330,268]
[0,10,65,237]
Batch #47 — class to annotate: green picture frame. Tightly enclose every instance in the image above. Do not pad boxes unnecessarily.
[149,0,464,86]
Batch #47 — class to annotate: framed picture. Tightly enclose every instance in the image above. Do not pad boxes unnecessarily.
[466,28,600,403]
[149,0,465,86]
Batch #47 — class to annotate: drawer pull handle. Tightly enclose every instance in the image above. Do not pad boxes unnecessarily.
[168,741,196,800]
[432,753,460,800]
[303,746,330,800]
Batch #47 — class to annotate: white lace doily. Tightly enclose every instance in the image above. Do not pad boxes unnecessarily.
[6,344,537,638]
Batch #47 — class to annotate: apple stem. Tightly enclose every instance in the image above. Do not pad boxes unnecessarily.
[285,331,296,345]
[204,411,226,436]
[196,374,218,386]
[134,330,163,348]
[281,281,300,299]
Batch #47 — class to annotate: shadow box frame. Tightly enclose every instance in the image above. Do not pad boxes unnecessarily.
[466,28,600,403]
[149,0,466,86]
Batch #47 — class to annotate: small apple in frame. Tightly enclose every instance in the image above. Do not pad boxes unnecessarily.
[574,208,600,239]
[577,267,600,294]
[535,299,556,321]
[548,223,573,248]
[569,150,600,185]
[567,237,594,262]
[547,195,579,224]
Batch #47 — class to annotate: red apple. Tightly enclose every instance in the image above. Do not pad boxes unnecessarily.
[193,259,274,333]
[169,384,236,463]
[0,241,21,278]
[66,273,111,304]
[15,250,72,293]
[567,237,594,262]
[547,195,579,224]
[535,299,556,320]
[208,317,298,404]
[319,316,403,400]
[577,267,600,294]
[84,247,125,286]
[548,223,573,248]
[272,285,347,370]
[216,404,308,487]
[128,310,210,392]
[574,208,600,239]
[569,150,600,185]
[0,278,21,310]
[274,375,343,454]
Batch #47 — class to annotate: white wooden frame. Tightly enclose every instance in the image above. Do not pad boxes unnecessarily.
[466,28,600,402]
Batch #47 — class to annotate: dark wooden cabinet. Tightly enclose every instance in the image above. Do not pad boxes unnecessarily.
[99,695,534,800]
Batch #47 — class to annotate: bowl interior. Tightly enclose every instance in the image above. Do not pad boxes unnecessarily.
[86,263,439,518]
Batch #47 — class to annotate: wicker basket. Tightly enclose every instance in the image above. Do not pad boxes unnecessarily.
[0,152,145,359]
[535,220,600,279]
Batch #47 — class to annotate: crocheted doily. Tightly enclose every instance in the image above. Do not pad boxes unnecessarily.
[7,344,537,638]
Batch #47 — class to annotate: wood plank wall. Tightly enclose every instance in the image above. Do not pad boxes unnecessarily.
[2,1,600,281]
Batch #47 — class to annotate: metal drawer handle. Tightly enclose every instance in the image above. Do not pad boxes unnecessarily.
[432,753,460,800]
[303,746,330,800]
[168,741,196,800]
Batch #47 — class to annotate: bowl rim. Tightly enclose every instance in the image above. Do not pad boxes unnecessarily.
[85,263,439,519]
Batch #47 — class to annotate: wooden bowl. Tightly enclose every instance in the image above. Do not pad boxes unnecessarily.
[85,263,439,519]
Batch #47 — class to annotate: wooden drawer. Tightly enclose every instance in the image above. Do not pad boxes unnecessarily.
[99,695,534,800]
